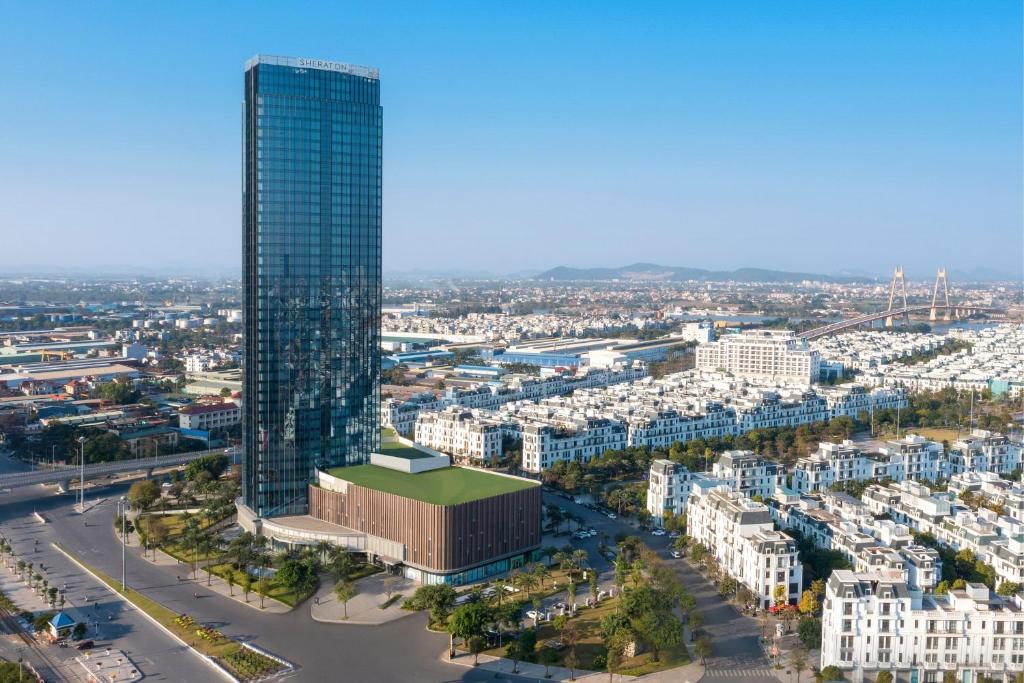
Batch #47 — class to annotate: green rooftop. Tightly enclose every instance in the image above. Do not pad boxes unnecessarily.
[326,464,538,505]
[378,427,433,459]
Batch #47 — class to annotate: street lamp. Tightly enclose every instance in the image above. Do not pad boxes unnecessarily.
[115,497,129,591]
[77,436,87,512]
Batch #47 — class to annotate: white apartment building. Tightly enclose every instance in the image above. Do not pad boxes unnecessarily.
[877,435,949,482]
[627,403,737,449]
[647,458,720,528]
[733,390,830,431]
[695,330,821,385]
[521,417,627,473]
[821,570,1024,683]
[414,407,505,462]
[948,430,1023,476]
[713,451,785,499]
[178,401,240,431]
[792,441,873,494]
[687,485,802,608]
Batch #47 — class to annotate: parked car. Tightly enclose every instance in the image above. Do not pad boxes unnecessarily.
[651,529,666,536]
[75,640,94,651]
[606,513,617,519]
[671,550,682,559]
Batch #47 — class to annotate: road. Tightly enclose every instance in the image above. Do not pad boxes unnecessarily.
[544,490,780,683]
[0,482,541,683]
[0,474,779,682]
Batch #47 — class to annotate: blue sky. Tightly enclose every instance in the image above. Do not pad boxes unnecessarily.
[0,1,1020,279]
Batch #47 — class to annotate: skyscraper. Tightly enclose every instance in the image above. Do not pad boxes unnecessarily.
[242,55,381,518]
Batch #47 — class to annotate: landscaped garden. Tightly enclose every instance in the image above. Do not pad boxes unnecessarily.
[404,537,699,679]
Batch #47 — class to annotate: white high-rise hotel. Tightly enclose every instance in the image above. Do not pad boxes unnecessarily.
[696,330,821,385]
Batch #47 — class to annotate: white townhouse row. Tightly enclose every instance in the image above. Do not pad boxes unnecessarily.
[863,480,1024,586]
[792,435,948,495]
[769,489,942,593]
[382,363,645,436]
[810,330,949,373]
[948,429,1024,476]
[695,329,821,385]
[866,324,1024,399]
[687,484,803,609]
[413,407,506,462]
[821,570,1024,683]
[520,417,627,473]
[647,451,785,527]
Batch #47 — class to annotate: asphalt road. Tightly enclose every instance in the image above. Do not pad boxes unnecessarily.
[0,476,779,683]
[0,482,542,683]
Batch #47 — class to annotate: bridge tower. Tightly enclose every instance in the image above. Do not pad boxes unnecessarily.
[930,267,951,321]
[885,266,909,328]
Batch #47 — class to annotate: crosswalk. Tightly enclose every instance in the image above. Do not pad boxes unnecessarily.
[703,667,779,680]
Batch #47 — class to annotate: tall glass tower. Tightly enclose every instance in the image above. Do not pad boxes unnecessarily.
[242,55,381,518]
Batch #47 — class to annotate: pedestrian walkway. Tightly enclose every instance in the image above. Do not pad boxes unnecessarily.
[444,649,705,682]
[140,546,291,614]
[311,573,415,625]
[703,667,775,677]
[76,648,141,682]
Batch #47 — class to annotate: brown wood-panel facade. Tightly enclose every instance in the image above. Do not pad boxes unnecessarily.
[308,483,541,574]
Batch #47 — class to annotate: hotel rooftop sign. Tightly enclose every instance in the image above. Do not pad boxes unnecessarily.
[245,54,379,80]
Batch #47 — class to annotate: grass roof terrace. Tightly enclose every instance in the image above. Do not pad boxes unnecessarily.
[325,464,538,506]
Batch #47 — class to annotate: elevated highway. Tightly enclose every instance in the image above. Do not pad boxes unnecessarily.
[0,448,235,491]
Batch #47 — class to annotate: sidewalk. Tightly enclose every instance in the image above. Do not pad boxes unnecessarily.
[311,573,415,625]
[443,649,705,683]
[138,545,292,614]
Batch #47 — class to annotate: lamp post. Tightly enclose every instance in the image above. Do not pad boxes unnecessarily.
[115,497,129,590]
[77,436,86,512]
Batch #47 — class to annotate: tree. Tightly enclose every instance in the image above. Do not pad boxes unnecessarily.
[128,480,161,511]
[633,609,681,662]
[773,584,788,608]
[876,672,894,683]
[942,673,956,683]
[225,569,236,597]
[798,590,819,615]
[819,665,845,681]
[241,571,253,603]
[72,623,87,640]
[797,616,822,649]
[334,580,356,620]
[539,647,559,679]
[789,647,808,683]
[694,634,712,664]
[998,581,1021,597]
[449,602,491,659]
[563,622,580,681]
[407,584,456,625]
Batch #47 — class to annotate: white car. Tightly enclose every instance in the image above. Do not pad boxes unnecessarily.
[671,550,682,559]
[651,529,666,536]
[606,513,617,519]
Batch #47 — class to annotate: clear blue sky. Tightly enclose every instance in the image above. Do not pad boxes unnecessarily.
[1,1,1020,280]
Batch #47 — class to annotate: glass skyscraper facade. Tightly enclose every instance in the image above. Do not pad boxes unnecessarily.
[242,55,381,518]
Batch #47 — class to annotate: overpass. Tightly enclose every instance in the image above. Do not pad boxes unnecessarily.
[0,448,236,492]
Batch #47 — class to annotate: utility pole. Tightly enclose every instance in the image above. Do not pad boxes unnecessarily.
[116,497,128,590]
[77,436,86,512]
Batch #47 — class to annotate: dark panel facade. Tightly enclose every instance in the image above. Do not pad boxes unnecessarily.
[308,483,542,574]
[243,56,382,517]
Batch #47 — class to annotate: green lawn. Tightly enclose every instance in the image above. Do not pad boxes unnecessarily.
[325,464,537,505]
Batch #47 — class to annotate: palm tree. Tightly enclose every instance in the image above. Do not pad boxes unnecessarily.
[567,581,577,611]
[225,569,236,597]
[315,540,332,563]
[197,535,217,586]
[552,551,571,574]
[257,552,271,609]
[531,562,550,589]
[570,549,589,577]
[515,571,539,598]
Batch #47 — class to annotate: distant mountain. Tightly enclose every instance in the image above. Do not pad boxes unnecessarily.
[534,262,870,283]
